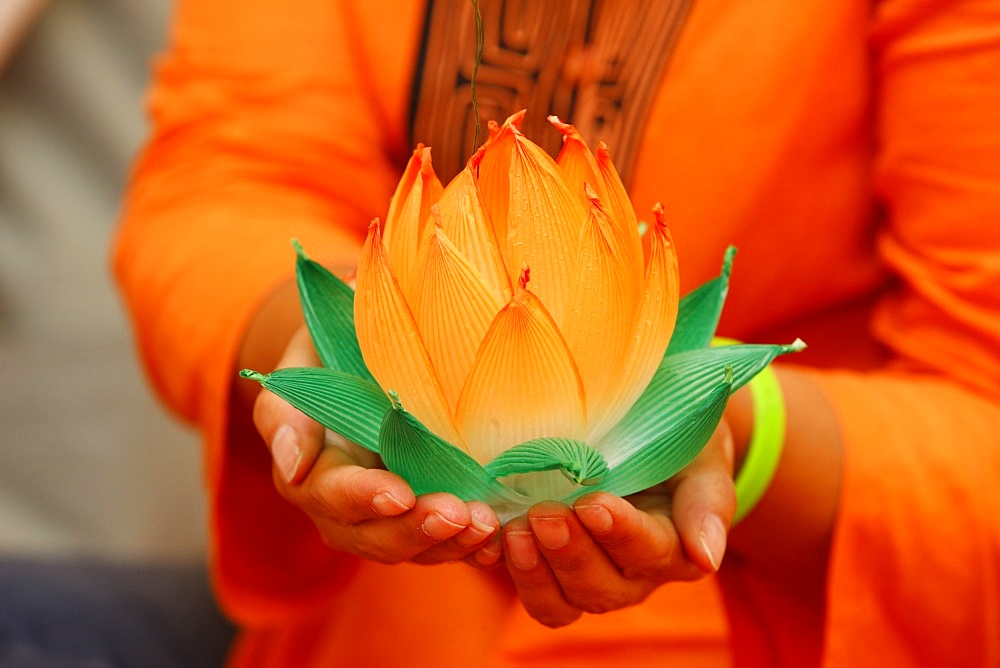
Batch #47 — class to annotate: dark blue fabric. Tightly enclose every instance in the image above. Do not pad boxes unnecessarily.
[0,558,234,667]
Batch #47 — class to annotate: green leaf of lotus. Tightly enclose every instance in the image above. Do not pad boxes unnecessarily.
[241,111,803,522]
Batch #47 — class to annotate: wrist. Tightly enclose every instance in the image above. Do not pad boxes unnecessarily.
[724,384,754,473]
[233,278,304,413]
[713,338,787,524]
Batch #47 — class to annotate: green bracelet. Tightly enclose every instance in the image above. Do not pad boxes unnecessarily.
[713,338,786,524]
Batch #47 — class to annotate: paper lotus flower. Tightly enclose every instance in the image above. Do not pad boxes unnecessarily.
[241,111,803,522]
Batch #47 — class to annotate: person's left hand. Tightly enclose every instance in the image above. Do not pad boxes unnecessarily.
[500,424,737,627]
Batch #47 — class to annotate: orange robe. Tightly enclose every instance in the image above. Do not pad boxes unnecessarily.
[113,1,1000,665]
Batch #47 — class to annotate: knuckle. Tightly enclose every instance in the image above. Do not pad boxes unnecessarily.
[623,545,678,581]
[308,481,341,518]
[550,551,591,575]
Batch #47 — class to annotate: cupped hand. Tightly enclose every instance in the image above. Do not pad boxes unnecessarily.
[502,422,737,627]
[252,326,502,567]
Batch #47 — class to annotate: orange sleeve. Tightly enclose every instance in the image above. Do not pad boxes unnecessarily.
[802,1,1000,663]
[112,0,424,621]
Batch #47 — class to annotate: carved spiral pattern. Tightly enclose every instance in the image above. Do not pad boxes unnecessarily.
[410,0,694,183]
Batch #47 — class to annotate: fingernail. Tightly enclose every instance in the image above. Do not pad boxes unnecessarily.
[474,542,502,567]
[272,424,302,483]
[575,504,613,534]
[529,516,570,550]
[455,516,497,547]
[699,515,728,572]
[505,531,539,570]
[421,512,465,540]
[371,491,410,516]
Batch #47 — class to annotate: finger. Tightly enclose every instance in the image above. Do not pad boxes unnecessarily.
[255,390,324,485]
[526,502,649,614]
[468,529,504,569]
[279,438,475,563]
[667,423,737,573]
[572,492,702,583]
[297,444,416,524]
[413,501,501,565]
[253,326,325,484]
[503,515,582,628]
[334,493,474,564]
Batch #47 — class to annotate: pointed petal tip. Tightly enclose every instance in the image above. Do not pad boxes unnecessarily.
[418,146,436,176]
[788,338,807,353]
[488,110,527,140]
[291,238,308,260]
[239,369,265,381]
[651,203,671,236]
[506,109,528,128]
[548,115,579,138]
[596,142,617,166]
[517,264,531,290]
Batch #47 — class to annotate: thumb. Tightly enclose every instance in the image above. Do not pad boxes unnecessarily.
[252,326,325,485]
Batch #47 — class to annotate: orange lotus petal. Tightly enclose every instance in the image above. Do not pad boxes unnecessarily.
[588,203,680,444]
[411,213,507,413]
[561,185,643,435]
[550,116,607,206]
[435,165,512,304]
[473,113,521,253]
[455,268,587,464]
[383,145,444,300]
[596,142,644,278]
[486,119,501,142]
[476,110,585,325]
[354,219,464,448]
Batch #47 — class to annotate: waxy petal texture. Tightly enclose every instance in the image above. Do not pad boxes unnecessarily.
[550,116,605,204]
[383,145,443,299]
[561,187,643,435]
[435,166,512,304]
[589,203,679,443]
[477,111,586,324]
[456,270,587,464]
[596,142,644,273]
[411,219,506,412]
[354,220,464,448]
[550,119,644,287]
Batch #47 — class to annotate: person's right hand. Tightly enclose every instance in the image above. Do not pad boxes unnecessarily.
[252,325,503,567]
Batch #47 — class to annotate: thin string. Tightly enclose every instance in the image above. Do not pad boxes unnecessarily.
[470,0,484,152]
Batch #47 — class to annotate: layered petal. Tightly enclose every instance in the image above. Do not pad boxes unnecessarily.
[560,186,643,436]
[550,115,605,204]
[411,214,507,412]
[476,110,586,324]
[588,203,679,444]
[596,141,644,274]
[383,145,444,299]
[354,219,464,448]
[455,268,587,464]
[550,118,645,287]
[435,164,512,304]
